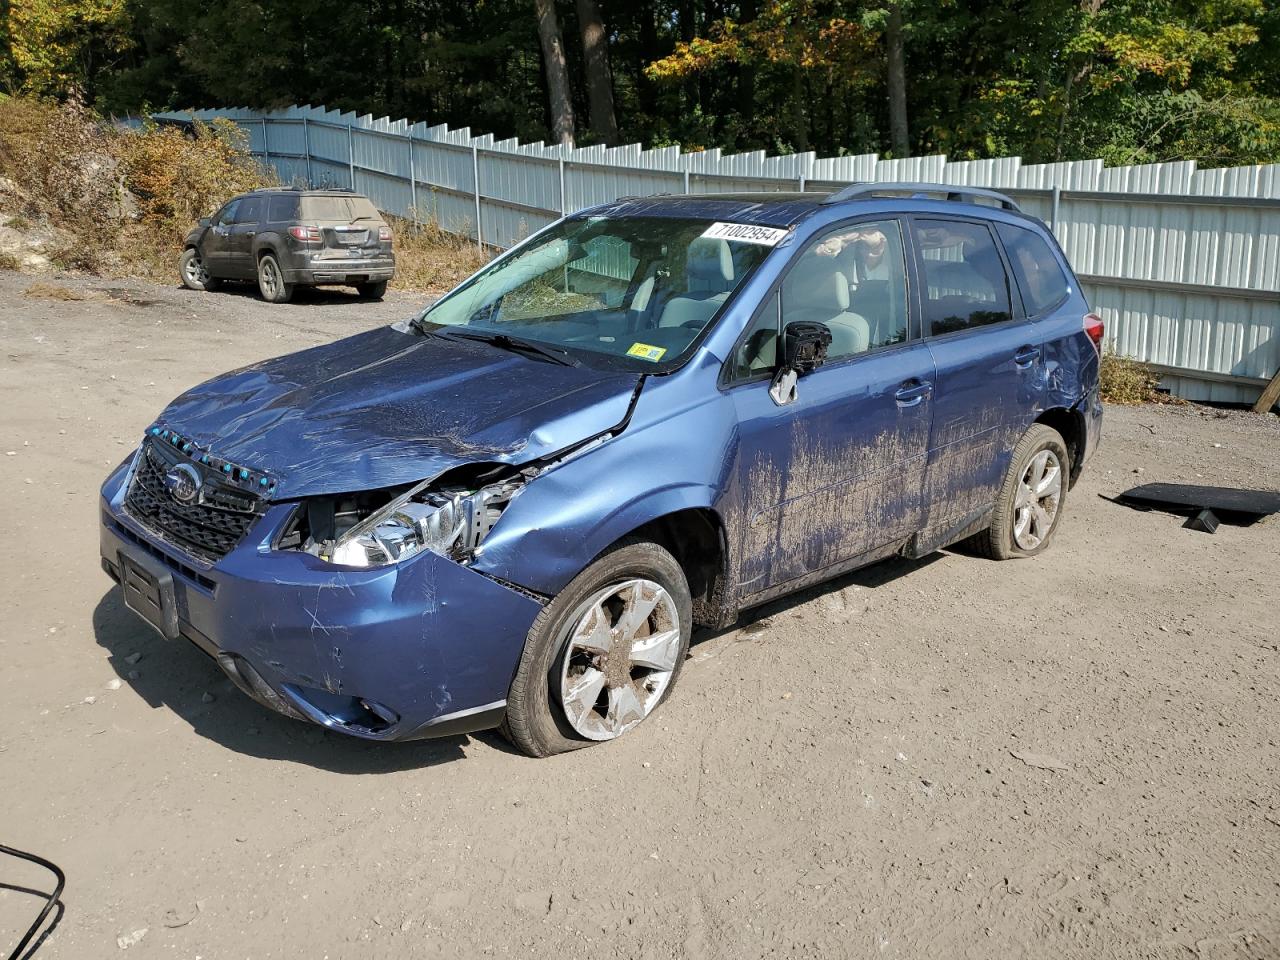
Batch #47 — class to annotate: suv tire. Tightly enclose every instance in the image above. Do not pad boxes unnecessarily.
[257,253,293,304]
[966,423,1070,560]
[501,540,692,757]
[180,248,221,292]
[356,281,388,301]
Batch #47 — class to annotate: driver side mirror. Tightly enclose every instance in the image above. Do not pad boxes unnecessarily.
[770,321,832,406]
[199,217,212,227]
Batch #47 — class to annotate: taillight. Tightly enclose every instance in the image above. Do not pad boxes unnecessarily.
[1083,312,1104,352]
[288,225,321,242]
[378,226,393,243]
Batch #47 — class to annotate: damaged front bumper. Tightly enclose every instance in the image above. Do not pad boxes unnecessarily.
[98,460,543,741]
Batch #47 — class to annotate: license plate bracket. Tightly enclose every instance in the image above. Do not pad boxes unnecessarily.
[118,550,180,639]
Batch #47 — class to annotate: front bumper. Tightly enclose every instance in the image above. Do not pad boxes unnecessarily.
[98,461,543,741]
[285,255,395,286]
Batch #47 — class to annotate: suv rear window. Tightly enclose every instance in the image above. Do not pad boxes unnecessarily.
[996,223,1071,317]
[300,195,380,222]
[914,220,1013,336]
[268,194,299,221]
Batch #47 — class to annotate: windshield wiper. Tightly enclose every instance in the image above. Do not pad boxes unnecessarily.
[440,329,580,367]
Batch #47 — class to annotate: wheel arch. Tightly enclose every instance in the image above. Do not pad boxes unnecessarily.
[1035,406,1086,487]
[475,485,734,629]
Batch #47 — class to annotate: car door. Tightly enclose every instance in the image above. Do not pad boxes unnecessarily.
[202,199,238,275]
[726,217,936,597]
[225,195,263,279]
[911,216,1046,531]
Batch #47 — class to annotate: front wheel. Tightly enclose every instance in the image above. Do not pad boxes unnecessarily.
[356,280,388,301]
[256,253,293,303]
[501,541,692,757]
[179,248,220,292]
[966,423,1070,560]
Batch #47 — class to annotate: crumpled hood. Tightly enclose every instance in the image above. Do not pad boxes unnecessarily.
[153,324,640,498]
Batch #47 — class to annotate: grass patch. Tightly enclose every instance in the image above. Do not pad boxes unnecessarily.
[24,281,92,300]
[0,250,20,270]
[389,215,490,295]
[1100,350,1163,404]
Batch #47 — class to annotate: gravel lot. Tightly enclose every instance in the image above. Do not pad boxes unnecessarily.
[2,269,1278,960]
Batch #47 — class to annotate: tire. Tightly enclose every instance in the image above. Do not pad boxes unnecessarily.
[501,540,692,758]
[179,247,220,292]
[256,253,293,303]
[356,280,388,301]
[965,423,1070,560]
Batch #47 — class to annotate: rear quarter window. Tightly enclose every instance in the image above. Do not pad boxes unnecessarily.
[996,222,1071,317]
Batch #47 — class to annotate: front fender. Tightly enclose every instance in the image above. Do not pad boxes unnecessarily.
[473,474,724,596]
[470,360,738,597]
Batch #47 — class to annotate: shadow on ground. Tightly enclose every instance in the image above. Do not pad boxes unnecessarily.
[91,589,488,773]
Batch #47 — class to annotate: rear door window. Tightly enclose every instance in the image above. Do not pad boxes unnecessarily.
[913,219,1014,336]
[234,196,262,224]
[995,223,1071,317]
[267,194,299,222]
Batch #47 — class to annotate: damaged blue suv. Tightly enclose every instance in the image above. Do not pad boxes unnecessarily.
[100,183,1103,756]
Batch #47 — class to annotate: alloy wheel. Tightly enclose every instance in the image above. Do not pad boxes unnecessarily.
[1013,448,1062,550]
[557,578,682,741]
[184,254,209,286]
[260,259,278,297]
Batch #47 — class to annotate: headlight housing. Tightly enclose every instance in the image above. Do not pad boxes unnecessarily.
[301,477,523,568]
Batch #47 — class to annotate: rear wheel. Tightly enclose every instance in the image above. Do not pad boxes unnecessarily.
[966,423,1069,560]
[179,248,220,292]
[356,280,388,301]
[257,253,293,303]
[501,541,692,757]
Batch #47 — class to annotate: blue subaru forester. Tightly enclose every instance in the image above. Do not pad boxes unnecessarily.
[100,183,1103,756]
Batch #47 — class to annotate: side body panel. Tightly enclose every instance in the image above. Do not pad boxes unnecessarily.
[726,342,935,593]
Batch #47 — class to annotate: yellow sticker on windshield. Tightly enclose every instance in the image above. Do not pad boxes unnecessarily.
[627,342,667,362]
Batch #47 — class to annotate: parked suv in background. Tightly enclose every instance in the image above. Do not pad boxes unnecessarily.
[180,188,396,303]
[105,183,1103,757]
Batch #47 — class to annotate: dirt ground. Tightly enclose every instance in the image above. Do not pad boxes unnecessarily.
[1,269,1278,960]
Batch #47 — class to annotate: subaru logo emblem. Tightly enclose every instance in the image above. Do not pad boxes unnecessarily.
[164,463,202,504]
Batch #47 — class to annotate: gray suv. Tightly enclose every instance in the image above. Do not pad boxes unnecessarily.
[180,189,396,303]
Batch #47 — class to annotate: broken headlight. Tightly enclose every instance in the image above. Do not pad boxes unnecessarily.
[305,478,523,568]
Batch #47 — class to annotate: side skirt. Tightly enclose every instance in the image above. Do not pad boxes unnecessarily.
[735,537,912,612]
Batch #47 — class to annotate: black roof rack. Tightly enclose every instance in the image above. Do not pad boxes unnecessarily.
[822,181,1020,212]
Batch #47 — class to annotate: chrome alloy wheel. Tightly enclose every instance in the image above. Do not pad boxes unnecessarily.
[557,578,682,741]
[184,253,209,286]
[1013,449,1062,550]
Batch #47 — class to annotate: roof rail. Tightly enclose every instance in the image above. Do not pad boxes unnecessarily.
[822,181,1021,211]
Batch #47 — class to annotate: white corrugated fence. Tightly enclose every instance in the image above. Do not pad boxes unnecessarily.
[155,104,1280,406]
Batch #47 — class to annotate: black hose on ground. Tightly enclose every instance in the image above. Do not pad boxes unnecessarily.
[1,843,65,960]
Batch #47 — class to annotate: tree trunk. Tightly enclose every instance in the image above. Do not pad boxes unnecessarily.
[535,0,575,147]
[575,0,618,144]
[885,1,909,156]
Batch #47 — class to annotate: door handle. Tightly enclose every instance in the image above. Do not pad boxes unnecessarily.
[247,231,256,238]
[894,379,932,407]
[1013,345,1040,367]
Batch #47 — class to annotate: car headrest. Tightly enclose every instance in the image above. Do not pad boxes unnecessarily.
[785,258,850,313]
[686,238,735,293]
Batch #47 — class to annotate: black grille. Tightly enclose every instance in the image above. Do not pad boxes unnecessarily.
[124,442,261,562]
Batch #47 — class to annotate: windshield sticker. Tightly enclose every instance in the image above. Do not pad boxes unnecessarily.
[700,222,789,246]
[627,342,667,362]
